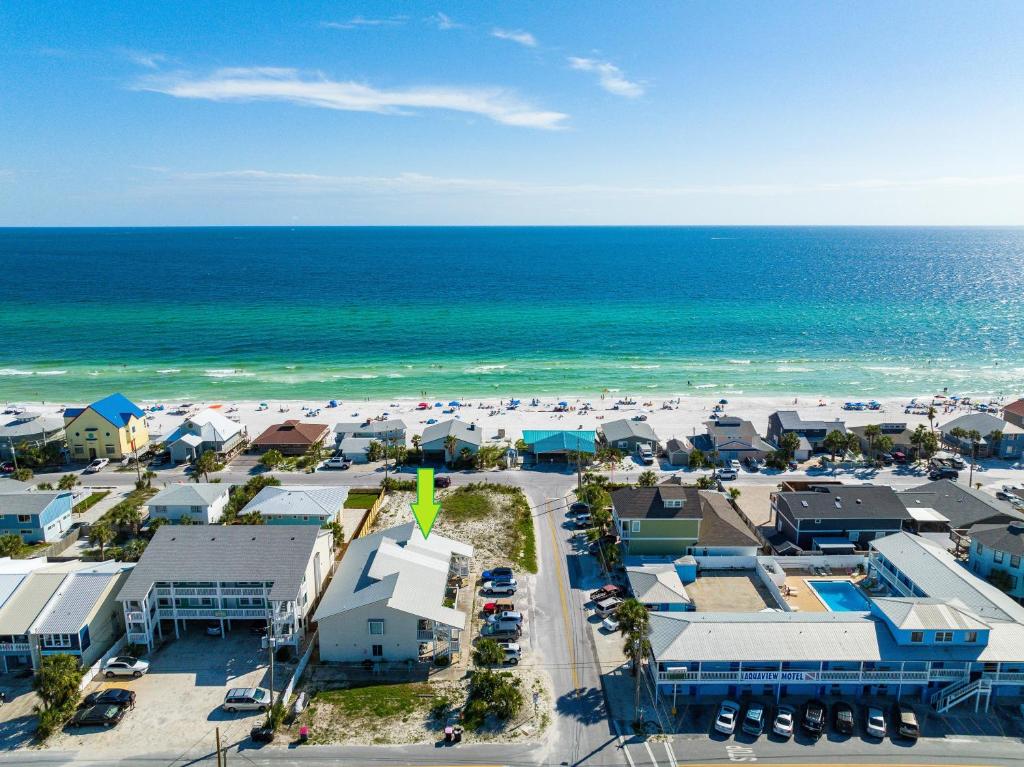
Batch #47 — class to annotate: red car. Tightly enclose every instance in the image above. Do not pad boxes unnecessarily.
[589,584,623,602]
[482,600,514,616]
[0,462,14,474]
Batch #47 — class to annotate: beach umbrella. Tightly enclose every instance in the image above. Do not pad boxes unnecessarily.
[719,399,728,405]
[329,400,338,407]
[449,400,461,406]
[434,402,443,407]
[559,401,569,406]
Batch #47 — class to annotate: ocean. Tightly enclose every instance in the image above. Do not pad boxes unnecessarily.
[1,226,1022,402]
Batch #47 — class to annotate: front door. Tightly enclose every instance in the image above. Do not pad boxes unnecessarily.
[89,447,97,459]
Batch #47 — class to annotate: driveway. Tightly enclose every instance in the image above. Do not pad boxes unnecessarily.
[47,628,284,757]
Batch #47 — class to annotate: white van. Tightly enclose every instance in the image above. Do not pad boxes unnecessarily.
[223,687,271,712]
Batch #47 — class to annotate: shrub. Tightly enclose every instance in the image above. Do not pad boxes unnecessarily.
[11,468,33,481]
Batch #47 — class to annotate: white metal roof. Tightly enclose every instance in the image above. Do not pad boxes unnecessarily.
[241,485,349,518]
[905,507,950,523]
[148,482,230,508]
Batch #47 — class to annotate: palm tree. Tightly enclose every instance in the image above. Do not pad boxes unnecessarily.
[616,598,652,723]
[948,427,967,458]
[57,473,80,491]
[823,429,846,462]
[968,429,982,486]
[90,520,114,561]
[636,470,657,487]
[444,435,458,466]
[910,425,927,462]
[727,487,741,502]
[863,424,881,457]
[927,405,937,434]
[193,449,218,482]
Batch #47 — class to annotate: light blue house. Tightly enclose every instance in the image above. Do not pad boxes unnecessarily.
[0,489,73,543]
[239,485,347,526]
[966,520,1024,600]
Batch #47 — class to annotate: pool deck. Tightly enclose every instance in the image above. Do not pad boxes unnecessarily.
[688,571,777,612]
[782,571,867,613]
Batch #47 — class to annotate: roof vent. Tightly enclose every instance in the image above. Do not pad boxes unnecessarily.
[1010,521,1024,533]
[800,500,809,508]
[856,499,862,504]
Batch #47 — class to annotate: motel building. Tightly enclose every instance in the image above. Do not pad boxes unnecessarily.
[648,532,1024,714]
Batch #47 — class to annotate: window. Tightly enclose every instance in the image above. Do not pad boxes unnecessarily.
[74,445,84,453]
[191,506,202,514]
[17,514,31,523]
[371,644,383,657]
[42,634,73,649]
[368,620,385,635]
[1012,555,1021,569]
[105,445,115,455]
[631,521,641,533]
[965,631,978,643]
[664,499,682,508]
[994,550,1005,564]
[813,519,821,524]
[910,631,924,643]
[935,631,954,643]
[976,542,984,554]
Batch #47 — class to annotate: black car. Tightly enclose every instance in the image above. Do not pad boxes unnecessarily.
[569,502,590,515]
[81,688,136,709]
[879,453,894,465]
[930,467,958,481]
[832,701,855,735]
[70,704,126,728]
[801,699,826,737]
[434,475,452,488]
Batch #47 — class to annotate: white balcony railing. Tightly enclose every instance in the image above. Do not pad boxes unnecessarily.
[221,587,266,597]
[657,668,934,684]
[127,633,149,644]
[158,607,269,620]
[126,611,145,622]
[0,642,30,652]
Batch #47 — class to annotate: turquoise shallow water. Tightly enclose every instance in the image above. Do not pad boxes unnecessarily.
[1,226,1022,401]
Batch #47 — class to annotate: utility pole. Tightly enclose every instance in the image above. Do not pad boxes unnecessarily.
[131,438,142,485]
[215,727,223,767]
[267,614,275,712]
[9,436,18,472]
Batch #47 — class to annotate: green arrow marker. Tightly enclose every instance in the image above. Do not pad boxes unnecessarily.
[410,468,442,540]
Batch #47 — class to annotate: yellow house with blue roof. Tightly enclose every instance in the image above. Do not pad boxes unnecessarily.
[64,393,149,461]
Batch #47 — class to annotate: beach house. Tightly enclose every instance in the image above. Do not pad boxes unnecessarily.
[146,482,231,524]
[0,412,66,463]
[770,484,912,554]
[966,520,1024,600]
[648,532,1024,710]
[333,419,407,448]
[0,487,73,543]
[117,525,333,652]
[521,429,596,463]
[900,479,1024,539]
[612,483,760,557]
[766,411,847,459]
[251,420,329,456]
[599,419,660,455]
[1002,399,1024,430]
[939,412,1024,460]
[164,408,246,463]
[703,416,776,463]
[849,422,915,455]
[239,485,347,525]
[63,393,149,462]
[313,523,473,663]
[420,420,482,463]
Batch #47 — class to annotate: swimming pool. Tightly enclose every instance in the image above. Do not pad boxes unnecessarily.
[808,580,871,612]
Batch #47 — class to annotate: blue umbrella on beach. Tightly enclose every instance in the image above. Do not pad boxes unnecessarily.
[434,402,443,407]
[449,400,461,406]
[719,399,729,405]
[558,401,568,406]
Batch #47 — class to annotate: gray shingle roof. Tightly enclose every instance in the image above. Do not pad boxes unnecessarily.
[776,484,911,521]
[771,411,847,433]
[968,520,1024,556]
[333,419,407,436]
[117,525,324,602]
[940,412,1022,439]
[612,486,701,520]
[696,492,760,548]
[899,479,1024,531]
[147,483,230,508]
[421,419,482,446]
[601,419,659,444]
[241,485,348,518]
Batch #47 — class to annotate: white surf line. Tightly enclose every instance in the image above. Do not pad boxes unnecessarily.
[611,720,637,767]
[643,738,660,767]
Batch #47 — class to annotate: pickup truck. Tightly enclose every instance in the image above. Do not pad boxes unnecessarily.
[589,584,623,602]
[482,600,514,616]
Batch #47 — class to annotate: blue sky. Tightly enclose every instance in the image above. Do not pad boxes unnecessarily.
[2,1,1023,225]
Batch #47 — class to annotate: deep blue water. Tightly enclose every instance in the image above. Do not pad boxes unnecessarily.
[1,226,1022,400]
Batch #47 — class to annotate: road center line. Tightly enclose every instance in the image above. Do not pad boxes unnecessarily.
[546,499,579,691]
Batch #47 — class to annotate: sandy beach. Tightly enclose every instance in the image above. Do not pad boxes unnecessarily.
[6,392,1011,449]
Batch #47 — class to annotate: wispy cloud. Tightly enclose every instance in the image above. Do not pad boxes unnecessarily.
[491,28,537,48]
[134,67,568,129]
[568,57,644,97]
[150,168,1024,198]
[428,12,462,30]
[321,16,407,30]
[122,49,167,69]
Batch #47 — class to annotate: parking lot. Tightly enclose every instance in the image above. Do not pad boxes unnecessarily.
[49,628,282,756]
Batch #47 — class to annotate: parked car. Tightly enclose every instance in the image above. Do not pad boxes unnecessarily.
[891,702,919,740]
[434,475,452,488]
[743,457,760,473]
[485,610,523,625]
[206,622,223,636]
[70,703,125,728]
[929,467,959,481]
[223,687,271,713]
[499,642,521,665]
[741,702,766,736]
[892,451,907,464]
[637,445,655,465]
[482,567,514,582]
[772,704,795,738]
[801,699,826,737]
[84,458,109,473]
[833,701,855,735]
[482,600,514,616]
[0,461,14,474]
[103,656,150,679]
[575,512,593,528]
[879,453,894,465]
[729,459,742,471]
[589,584,624,602]
[323,456,351,469]
[569,501,590,515]
[601,615,620,632]
[480,624,521,640]
[714,699,741,735]
[482,580,517,595]
[81,688,136,709]
[595,596,623,617]
[717,469,737,481]
[865,706,886,739]
[950,456,966,470]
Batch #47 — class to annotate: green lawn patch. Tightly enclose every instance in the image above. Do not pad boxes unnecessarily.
[441,488,493,520]
[344,492,380,510]
[313,682,435,719]
[75,491,110,514]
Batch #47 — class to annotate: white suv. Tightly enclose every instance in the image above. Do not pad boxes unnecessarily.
[103,656,150,678]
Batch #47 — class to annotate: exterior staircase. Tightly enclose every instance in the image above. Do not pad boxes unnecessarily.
[930,677,992,713]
